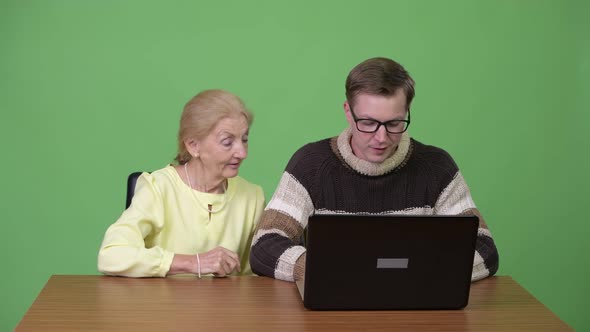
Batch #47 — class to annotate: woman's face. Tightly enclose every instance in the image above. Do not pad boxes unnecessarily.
[195,115,250,180]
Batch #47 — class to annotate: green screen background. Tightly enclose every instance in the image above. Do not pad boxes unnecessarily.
[1,1,588,330]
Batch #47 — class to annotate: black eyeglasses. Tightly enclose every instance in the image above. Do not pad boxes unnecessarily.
[349,105,411,134]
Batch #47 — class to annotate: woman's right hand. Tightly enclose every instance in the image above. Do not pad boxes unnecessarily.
[198,247,241,277]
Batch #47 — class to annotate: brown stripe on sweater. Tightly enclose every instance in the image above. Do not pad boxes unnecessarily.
[460,208,489,229]
[256,209,304,241]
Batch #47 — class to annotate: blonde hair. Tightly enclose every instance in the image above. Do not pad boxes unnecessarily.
[175,89,253,164]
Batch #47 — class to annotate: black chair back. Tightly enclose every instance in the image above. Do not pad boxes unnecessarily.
[126,172,144,209]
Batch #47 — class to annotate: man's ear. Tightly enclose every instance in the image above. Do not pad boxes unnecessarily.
[344,101,354,128]
[185,138,200,158]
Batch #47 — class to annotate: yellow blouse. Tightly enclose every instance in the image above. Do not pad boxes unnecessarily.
[98,165,265,277]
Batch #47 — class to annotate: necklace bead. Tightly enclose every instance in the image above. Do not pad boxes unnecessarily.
[184,163,228,214]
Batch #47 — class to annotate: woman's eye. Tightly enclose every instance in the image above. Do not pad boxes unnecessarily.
[221,139,233,147]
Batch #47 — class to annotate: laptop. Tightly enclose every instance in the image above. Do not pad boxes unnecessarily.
[296,214,479,310]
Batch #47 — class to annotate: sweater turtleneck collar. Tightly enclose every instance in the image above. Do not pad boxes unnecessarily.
[336,127,411,176]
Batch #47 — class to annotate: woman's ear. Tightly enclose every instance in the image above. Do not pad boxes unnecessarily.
[185,139,200,158]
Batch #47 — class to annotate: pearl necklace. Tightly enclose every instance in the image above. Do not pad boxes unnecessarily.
[184,163,228,216]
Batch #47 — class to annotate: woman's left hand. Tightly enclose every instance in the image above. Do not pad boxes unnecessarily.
[198,246,241,277]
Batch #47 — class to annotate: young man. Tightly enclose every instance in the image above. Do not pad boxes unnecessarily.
[250,57,499,282]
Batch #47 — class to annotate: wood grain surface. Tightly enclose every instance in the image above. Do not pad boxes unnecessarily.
[15,275,572,331]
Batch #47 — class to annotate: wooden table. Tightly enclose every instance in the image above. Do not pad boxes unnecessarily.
[15,275,571,331]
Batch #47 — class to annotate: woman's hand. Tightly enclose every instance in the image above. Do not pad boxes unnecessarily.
[198,247,241,277]
[169,247,241,277]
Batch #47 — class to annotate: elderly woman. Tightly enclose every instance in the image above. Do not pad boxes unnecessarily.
[98,90,265,277]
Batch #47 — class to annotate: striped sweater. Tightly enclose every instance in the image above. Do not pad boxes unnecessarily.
[250,128,499,282]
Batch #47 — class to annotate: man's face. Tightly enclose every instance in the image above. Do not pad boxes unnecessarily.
[344,92,408,163]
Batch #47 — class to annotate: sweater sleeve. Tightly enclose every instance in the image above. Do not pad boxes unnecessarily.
[97,173,175,277]
[237,185,266,276]
[249,171,314,282]
[434,171,499,282]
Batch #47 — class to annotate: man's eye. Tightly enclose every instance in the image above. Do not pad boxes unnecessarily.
[359,120,377,126]
[386,121,403,129]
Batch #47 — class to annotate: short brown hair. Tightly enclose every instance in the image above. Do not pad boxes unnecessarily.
[175,89,253,164]
[345,57,415,109]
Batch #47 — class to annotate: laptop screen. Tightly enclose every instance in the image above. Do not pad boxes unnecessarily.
[299,214,478,310]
